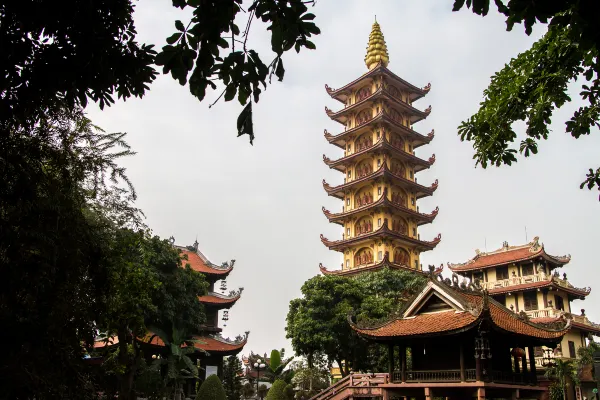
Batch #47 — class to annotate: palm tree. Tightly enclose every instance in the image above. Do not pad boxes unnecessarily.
[545,359,579,400]
[148,325,203,400]
[264,349,294,383]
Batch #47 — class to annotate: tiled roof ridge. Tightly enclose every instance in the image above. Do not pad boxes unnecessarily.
[210,331,250,346]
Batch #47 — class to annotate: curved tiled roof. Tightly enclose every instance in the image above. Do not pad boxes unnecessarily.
[179,249,233,277]
[448,237,571,272]
[319,253,443,277]
[352,280,570,341]
[144,332,248,354]
[198,291,242,307]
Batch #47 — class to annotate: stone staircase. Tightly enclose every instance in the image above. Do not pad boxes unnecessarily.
[309,373,388,400]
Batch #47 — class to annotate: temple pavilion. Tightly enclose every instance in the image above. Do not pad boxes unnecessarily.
[93,240,247,386]
[345,275,572,400]
[319,20,441,278]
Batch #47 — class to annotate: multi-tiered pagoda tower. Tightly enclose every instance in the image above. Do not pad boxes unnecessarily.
[319,22,441,277]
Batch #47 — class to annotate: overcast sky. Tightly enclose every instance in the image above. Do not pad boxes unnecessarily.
[87,0,600,357]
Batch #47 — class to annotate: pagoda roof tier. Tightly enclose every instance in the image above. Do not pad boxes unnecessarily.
[198,289,243,309]
[324,110,434,149]
[531,314,600,336]
[448,237,571,273]
[322,163,438,200]
[325,63,431,103]
[325,87,431,125]
[320,219,441,252]
[482,275,590,299]
[323,134,435,173]
[143,332,249,356]
[351,278,570,343]
[319,252,443,278]
[178,247,234,281]
[322,188,439,226]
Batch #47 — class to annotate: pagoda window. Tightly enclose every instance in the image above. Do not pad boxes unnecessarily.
[568,341,576,358]
[409,170,414,179]
[378,251,383,261]
[411,197,415,206]
[523,291,538,311]
[414,260,418,269]
[347,144,352,152]
[522,263,534,276]
[393,248,410,265]
[377,131,381,139]
[412,227,417,237]
[354,217,373,236]
[355,109,373,126]
[356,161,373,178]
[355,86,372,103]
[378,218,382,227]
[377,159,381,168]
[345,259,350,268]
[409,144,413,152]
[346,198,350,206]
[346,227,350,236]
[496,266,509,280]
[354,248,373,266]
[392,218,408,234]
[377,186,382,195]
[347,170,351,179]
[555,295,565,311]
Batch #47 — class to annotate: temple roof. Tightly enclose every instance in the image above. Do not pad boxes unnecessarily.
[322,189,439,226]
[323,162,438,200]
[324,110,434,150]
[448,237,571,273]
[531,315,600,336]
[365,21,389,70]
[351,279,570,342]
[198,289,243,308]
[325,88,431,125]
[144,332,249,355]
[320,219,441,252]
[325,64,431,103]
[319,253,443,277]
[178,247,234,279]
[323,134,434,173]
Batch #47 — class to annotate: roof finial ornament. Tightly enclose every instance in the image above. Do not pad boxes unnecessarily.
[365,20,389,70]
[193,237,199,252]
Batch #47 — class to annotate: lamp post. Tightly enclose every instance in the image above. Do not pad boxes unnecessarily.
[254,359,266,400]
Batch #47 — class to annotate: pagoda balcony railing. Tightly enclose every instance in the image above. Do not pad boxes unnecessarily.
[392,369,476,383]
[489,370,526,385]
[523,307,600,330]
[481,272,591,295]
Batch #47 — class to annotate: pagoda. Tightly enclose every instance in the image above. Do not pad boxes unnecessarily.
[448,236,600,397]
[319,21,441,277]
[92,240,248,391]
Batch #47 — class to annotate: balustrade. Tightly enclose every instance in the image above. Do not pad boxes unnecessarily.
[481,273,548,290]
[392,369,476,383]
[489,370,525,385]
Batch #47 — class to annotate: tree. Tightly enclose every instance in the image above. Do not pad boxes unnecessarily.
[286,268,426,377]
[97,231,207,400]
[265,380,287,400]
[242,382,256,399]
[258,384,269,399]
[290,359,330,395]
[148,325,202,400]
[265,349,294,383]
[545,358,579,400]
[196,375,227,400]
[453,0,600,199]
[222,356,244,400]
[1,0,320,142]
[0,108,140,399]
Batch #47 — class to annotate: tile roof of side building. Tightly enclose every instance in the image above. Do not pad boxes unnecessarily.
[448,236,571,273]
[177,246,234,277]
[351,277,571,342]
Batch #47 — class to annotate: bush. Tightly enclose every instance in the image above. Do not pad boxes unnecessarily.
[196,375,227,400]
[266,380,287,400]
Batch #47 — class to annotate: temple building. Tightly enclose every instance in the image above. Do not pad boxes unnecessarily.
[93,240,248,386]
[319,21,441,278]
[312,275,572,400]
[448,237,600,399]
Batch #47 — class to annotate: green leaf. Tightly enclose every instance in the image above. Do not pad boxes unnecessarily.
[304,40,316,50]
[275,58,285,82]
[175,20,185,32]
[452,0,466,11]
[224,84,236,102]
[166,33,181,45]
[236,102,254,144]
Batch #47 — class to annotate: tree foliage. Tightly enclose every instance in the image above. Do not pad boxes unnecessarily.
[285,269,426,377]
[0,108,139,399]
[196,375,227,400]
[545,358,579,400]
[453,0,600,199]
[265,380,287,400]
[222,355,244,400]
[1,0,321,143]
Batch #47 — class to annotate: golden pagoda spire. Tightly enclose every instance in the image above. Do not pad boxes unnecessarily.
[364,19,389,70]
